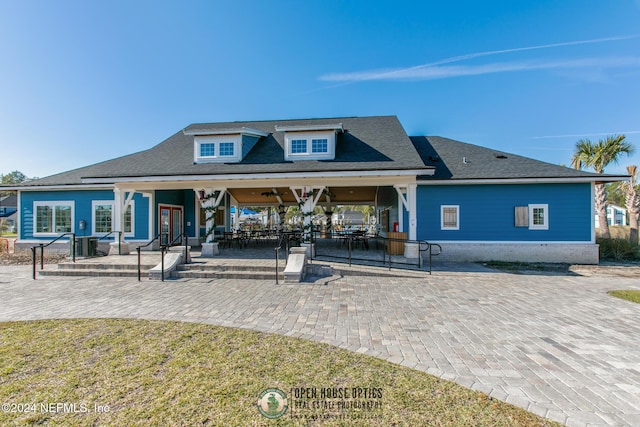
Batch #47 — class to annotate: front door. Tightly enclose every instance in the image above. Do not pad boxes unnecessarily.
[159,205,183,245]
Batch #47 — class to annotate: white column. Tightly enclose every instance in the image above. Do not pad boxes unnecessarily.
[113,188,124,240]
[291,186,325,239]
[195,188,226,243]
[394,184,417,240]
[408,184,417,240]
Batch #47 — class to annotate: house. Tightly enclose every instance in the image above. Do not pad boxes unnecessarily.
[595,204,627,227]
[4,115,627,264]
[0,194,17,233]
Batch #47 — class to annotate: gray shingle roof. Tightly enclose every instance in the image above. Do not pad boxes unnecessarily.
[410,136,618,181]
[6,118,626,188]
[19,116,430,186]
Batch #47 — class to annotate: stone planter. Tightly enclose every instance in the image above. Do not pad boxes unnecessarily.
[201,242,219,257]
[109,241,130,255]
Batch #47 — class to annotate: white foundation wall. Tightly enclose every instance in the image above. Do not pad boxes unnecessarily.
[429,242,599,264]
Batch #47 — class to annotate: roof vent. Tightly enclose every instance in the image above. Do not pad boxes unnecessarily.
[429,155,440,162]
[496,154,508,159]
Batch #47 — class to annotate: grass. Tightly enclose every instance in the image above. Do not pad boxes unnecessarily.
[608,290,640,304]
[0,319,561,426]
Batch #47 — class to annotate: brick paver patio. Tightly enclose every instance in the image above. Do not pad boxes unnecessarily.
[1,262,639,426]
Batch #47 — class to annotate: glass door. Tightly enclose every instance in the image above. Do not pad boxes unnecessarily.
[159,205,183,246]
[172,208,182,242]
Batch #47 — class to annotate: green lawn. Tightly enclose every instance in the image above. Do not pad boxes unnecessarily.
[608,290,640,304]
[0,319,561,426]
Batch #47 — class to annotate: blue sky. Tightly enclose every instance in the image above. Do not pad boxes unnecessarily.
[1,0,639,179]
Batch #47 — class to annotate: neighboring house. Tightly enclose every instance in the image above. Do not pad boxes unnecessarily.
[0,194,17,233]
[3,116,627,263]
[595,204,627,227]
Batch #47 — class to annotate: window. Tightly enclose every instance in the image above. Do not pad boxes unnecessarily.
[283,130,336,160]
[34,201,74,235]
[94,203,112,233]
[92,201,134,236]
[291,139,307,154]
[441,205,459,230]
[219,142,234,156]
[312,138,328,153]
[200,143,215,157]
[529,204,548,230]
[194,135,242,163]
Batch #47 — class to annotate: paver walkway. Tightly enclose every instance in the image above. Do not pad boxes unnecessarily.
[1,263,639,426]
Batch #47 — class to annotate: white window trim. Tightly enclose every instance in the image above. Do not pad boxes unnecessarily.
[91,200,135,237]
[33,201,75,237]
[529,204,549,230]
[194,135,241,163]
[441,205,459,230]
[284,131,336,161]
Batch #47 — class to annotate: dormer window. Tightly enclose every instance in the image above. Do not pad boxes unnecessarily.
[194,135,241,163]
[185,126,268,164]
[276,123,342,161]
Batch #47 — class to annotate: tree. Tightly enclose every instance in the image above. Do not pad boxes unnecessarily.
[571,135,634,239]
[620,165,640,244]
[1,170,29,197]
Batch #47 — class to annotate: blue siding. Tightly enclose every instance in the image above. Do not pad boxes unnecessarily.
[416,183,592,242]
[20,190,149,241]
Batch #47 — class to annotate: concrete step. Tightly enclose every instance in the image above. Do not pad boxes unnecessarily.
[171,270,284,280]
[39,269,148,278]
[56,263,156,270]
[176,264,284,272]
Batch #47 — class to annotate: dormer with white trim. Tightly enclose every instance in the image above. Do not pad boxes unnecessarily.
[276,123,343,161]
[184,127,269,164]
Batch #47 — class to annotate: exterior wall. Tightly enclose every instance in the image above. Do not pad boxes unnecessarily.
[416,183,597,263]
[19,189,150,242]
[416,183,593,242]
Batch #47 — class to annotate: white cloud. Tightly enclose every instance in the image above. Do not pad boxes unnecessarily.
[319,35,640,82]
[531,130,640,140]
[320,57,640,82]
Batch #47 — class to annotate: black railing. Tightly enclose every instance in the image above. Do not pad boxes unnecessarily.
[137,233,161,281]
[31,233,76,280]
[274,233,287,285]
[419,241,442,275]
[314,232,443,274]
[136,232,189,282]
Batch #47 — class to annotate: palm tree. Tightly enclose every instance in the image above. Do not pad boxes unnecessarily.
[571,135,634,239]
[621,165,640,244]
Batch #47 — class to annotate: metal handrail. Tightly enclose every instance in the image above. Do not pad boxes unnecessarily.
[274,233,287,285]
[31,232,76,280]
[419,241,442,274]
[318,233,443,273]
[137,233,161,281]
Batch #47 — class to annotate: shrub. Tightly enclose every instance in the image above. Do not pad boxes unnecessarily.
[597,238,640,261]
